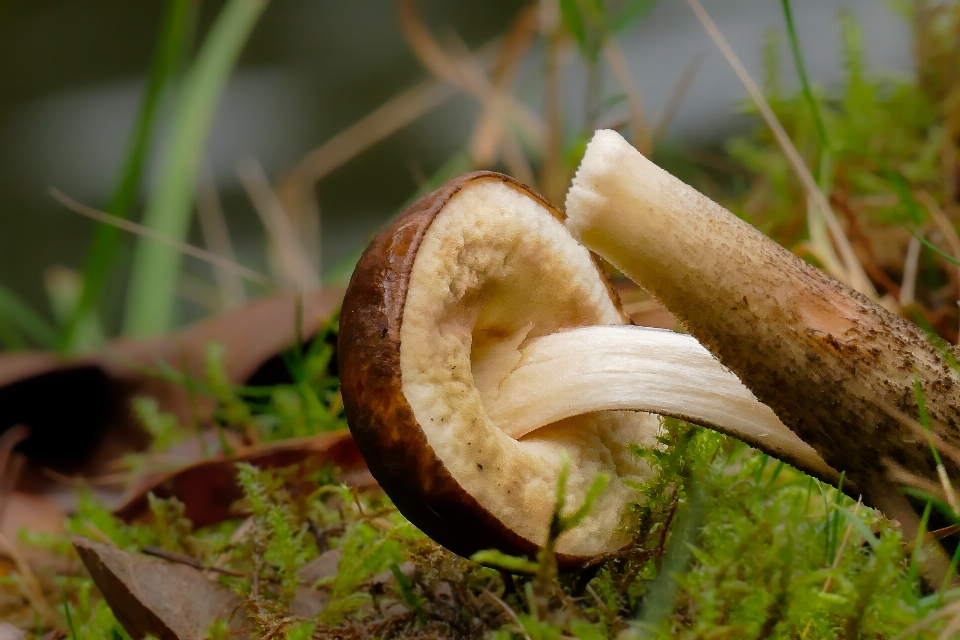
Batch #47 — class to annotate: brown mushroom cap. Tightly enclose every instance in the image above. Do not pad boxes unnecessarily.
[338,172,657,568]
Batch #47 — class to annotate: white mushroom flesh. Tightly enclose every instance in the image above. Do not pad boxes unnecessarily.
[401,178,657,556]
[485,325,836,482]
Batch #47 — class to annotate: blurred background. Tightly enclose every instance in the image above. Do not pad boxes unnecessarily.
[0,0,914,345]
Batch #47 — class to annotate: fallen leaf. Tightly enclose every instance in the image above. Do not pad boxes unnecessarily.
[0,288,342,474]
[113,430,373,527]
[74,537,252,640]
[299,548,342,585]
[289,549,342,619]
[0,623,26,640]
[0,491,66,564]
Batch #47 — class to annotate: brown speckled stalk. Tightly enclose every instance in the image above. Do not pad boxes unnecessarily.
[338,171,621,568]
[566,130,960,510]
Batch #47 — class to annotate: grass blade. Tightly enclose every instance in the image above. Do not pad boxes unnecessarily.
[685,0,875,297]
[780,0,828,149]
[123,0,269,337]
[61,0,197,351]
[0,284,57,349]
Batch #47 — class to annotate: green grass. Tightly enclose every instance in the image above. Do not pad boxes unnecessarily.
[0,283,57,349]
[123,0,269,337]
[19,413,947,638]
[59,0,199,352]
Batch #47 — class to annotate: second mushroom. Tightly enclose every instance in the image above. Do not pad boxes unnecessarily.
[338,171,837,568]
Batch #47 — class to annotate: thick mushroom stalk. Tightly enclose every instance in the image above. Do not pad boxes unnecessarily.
[339,171,837,568]
[565,129,960,511]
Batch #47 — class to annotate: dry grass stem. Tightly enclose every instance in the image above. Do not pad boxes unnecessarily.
[237,156,320,291]
[917,190,960,332]
[291,78,454,187]
[886,462,949,506]
[399,0,547,148]
[937,613,960,640]
[874,394,960,469]
[684,0,875,297]
[900,235,922,308]
[177,272,224,312]
[0,531,55,625]
[196,165,246,308]
[50,189,274,287]
[807,198,847,293]
[893,599,960,640]
[468,6,539,167]
[483,589,532,640]
[501,129,537,186]
[603,38,651,155]
[822,498,862,594]
[651,52,707,148]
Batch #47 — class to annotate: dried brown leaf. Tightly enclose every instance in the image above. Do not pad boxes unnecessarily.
[74,537,252,640]
[114,430,372,527]
[0,289,343,476]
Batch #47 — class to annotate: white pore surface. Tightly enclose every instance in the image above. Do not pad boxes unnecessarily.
[400,178,659,556]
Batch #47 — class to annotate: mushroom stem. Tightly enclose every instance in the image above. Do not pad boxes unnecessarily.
[564,129,960,509]
[485,325,840,484]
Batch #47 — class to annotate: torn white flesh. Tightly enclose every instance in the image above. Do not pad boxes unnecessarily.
[480,324,840,485]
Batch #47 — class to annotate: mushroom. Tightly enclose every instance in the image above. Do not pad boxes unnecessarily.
[338,171,838,567]
[564,129,960,519]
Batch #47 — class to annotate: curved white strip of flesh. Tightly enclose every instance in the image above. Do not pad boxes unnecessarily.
[485,324,839,484]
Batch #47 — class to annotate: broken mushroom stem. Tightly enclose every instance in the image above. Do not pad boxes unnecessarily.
[564,129,960,507]
[339,170,840,569]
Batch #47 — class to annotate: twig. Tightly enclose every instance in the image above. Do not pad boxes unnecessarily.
[684,0,875,297]
[50,189,274,287]
[141,545,245,577]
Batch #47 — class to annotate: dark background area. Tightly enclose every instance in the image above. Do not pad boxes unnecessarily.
[0,0,910,334]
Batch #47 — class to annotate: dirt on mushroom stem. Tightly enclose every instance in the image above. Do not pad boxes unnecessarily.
[565,129,960,520]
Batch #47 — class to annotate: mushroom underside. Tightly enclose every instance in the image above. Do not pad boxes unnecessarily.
[400,178,656,557]
[342,171,837,564]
